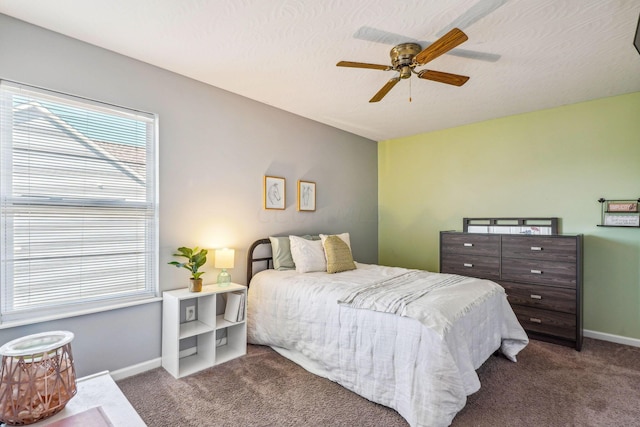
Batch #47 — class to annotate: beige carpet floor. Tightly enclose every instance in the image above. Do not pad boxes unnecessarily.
[117,338,640,426]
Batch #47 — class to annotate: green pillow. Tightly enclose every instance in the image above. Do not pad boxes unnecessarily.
[269,236,295,270]
[323,235,356,274]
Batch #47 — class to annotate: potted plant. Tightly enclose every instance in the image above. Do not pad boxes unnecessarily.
[168,247,208,292]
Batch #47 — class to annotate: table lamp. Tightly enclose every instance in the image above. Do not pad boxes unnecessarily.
[215,248,235,286]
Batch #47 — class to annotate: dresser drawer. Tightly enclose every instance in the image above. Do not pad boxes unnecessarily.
[501,258,576,288]
[441,233,500,257]
[441,254,500,280]
[502,236,577,262]
[512,305,576,340]
[500,281,576,314]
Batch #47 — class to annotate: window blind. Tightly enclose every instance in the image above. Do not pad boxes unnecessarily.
[0,80,158,323]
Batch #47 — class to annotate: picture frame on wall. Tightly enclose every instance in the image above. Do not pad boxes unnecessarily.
[264,176,285,210]
[297,180,316,212]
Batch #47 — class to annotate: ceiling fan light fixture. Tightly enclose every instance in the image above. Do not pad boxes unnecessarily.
[400,66,412,79]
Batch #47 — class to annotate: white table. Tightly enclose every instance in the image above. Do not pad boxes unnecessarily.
[20,371,146,426]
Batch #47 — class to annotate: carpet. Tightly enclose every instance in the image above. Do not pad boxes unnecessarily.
[117,338,640,426]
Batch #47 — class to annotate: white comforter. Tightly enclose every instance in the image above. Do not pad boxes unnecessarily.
[247,263,528,427]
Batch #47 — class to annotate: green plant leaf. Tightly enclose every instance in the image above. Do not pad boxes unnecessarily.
[169,246,207,279]
[177,247,193,257]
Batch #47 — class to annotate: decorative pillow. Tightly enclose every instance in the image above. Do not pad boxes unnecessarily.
[319,232,351,249]
[269,236,295,270]
[322,235,356,273]
[269,235,320,270]
[289,235,327,273]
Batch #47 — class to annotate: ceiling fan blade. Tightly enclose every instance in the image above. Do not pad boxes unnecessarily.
[369,77,400,103]
[337,61,390,70]
[417,69,469,86]
[414,28,468,65]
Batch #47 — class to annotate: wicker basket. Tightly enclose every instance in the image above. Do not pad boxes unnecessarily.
[0,331,77,425]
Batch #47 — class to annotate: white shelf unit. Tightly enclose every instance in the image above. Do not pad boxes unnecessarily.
[162,282,247,378]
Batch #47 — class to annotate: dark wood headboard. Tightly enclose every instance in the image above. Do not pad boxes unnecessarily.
[246,238,273,286]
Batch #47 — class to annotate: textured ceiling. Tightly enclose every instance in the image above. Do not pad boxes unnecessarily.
[1,0,639,141]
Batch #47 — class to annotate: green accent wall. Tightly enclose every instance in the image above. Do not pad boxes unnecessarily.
[378,92,640,340]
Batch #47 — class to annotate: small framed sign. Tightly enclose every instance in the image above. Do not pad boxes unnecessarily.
[604,214,640,227]
[608,202,638,212]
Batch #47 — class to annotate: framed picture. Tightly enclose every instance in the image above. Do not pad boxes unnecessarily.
[297,180,316,212]
[264,176,285,210]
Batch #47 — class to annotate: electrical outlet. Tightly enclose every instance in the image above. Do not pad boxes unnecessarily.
[185,305,196,322]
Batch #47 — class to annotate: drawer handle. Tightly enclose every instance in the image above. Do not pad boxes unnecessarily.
[530,317,542,323]
[530,294,542,300]
[531,269,542,274]
[463,263,473,267]
[531,246,542,251]
[463,243,473,247]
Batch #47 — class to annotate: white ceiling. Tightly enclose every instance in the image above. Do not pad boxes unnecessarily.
[1,0,639,141]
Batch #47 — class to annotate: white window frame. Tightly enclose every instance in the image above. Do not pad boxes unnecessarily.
[0,80,159,325]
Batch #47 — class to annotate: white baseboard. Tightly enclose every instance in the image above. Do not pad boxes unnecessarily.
[110,357,161,381]
[584,329,640,348]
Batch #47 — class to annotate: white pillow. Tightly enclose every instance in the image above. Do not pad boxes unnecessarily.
[319,233,351,250]
[289,235,327,273]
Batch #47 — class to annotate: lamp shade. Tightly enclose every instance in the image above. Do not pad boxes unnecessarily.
[215,248,235,269]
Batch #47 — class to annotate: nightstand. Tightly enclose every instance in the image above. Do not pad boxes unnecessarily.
[161,283,247,378]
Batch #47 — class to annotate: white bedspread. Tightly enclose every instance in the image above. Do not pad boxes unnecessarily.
[247,263,528,427]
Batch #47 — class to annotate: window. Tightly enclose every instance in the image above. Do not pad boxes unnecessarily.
[0,81,158,324]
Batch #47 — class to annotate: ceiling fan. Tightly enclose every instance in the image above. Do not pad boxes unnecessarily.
[337,28,470,103]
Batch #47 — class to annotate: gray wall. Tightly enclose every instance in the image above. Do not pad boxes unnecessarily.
[0,14,378,377]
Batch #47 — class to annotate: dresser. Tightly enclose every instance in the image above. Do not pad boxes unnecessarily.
[440,231,583,350]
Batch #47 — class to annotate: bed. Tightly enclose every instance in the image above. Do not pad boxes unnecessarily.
[246,235,528,427]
